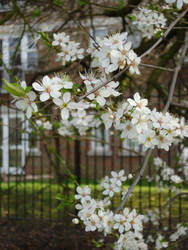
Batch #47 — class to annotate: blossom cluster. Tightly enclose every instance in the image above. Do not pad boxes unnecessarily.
[152,157,183,192]
[102,92,188,151]
[80,72,121,107]
[14,81,38,118]
[89,32,141,74]
[128,7,167,39]
[74,170,147,250]
[36,119,52,130]
[52,32,85,65]
[169,223,187,241]
[144,209,187,249]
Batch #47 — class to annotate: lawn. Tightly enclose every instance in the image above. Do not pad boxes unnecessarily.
[0,180,187,222]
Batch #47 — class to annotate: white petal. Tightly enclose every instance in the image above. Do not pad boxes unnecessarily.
[134,92,140,102]
[63,92,71,103]
[50,90,61,98]
[20,81,27,89]
[177,0,183,9]
[15,100,26,110]
[61,108,69,120]
[27,91,36,101]
[26,106,32,118]
[96,95,106,106]
[40,92,50,102]
[42,75,51,87]
[32,82,44,91]
[53,98,63,106]
[31,103,38,112]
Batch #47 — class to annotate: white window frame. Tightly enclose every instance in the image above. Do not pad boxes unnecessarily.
[0,107,41,175]
[0,112,26,175]
[119,138,144,157]
[88,128,112,156]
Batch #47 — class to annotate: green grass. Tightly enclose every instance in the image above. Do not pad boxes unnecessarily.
[0,180,187,221]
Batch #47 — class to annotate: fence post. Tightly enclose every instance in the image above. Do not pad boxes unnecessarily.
[74,140,81,184]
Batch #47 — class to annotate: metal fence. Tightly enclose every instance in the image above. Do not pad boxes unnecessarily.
[0,75,188,231]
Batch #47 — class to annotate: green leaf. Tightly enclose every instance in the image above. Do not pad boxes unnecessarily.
[53,0,63,6]
[155,30,163,39]
[117,0,124,8]
[40,32,52,50]
[78,0,87,6]
[56,193,64,200]
[130,15,136,22]
[3,79,26,97]
[32,7,40,17]
[57,202,64,210]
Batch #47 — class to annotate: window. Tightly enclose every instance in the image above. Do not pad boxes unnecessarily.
[0,1,24,13]
[0,107,40,175]
[0,33,38,90]
[119,138,144,156]
[88,128,112,156]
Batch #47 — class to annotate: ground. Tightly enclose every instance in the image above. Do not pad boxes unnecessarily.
[0,219,112,250]
[0,219,187,250]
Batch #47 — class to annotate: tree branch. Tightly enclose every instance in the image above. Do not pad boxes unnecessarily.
[140,63,174,72]
[162,192,188,209]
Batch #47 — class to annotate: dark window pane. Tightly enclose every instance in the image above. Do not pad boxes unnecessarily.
[0,118,2,145]
[0,70,3,89]
[29,131,38,149]
[9,149,22,167]
[9,118,22,145]
[0,39,2,66]
[0,149,2,168]
[27,34,37,49]
[9,37,21,66]
[28,51,37,69]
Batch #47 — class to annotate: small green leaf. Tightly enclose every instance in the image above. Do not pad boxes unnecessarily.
[117,0,124,8]
[78,0,86,6]
[56,193,64,200]
[155,30,163,39]
[3,79,26,97]
[40,32,52,50]
[32,7,40,17]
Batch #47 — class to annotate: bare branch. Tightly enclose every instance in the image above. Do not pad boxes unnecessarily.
[170,102,188,109]
[162,192,188,209]
[115,148,152,213]
[140,63,174,72]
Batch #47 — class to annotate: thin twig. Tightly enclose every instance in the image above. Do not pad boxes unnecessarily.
[115,148,152,213]
[162,192,188,209]
[115,31,188,213]
[140,63,174,72]
[170,102,188,109]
